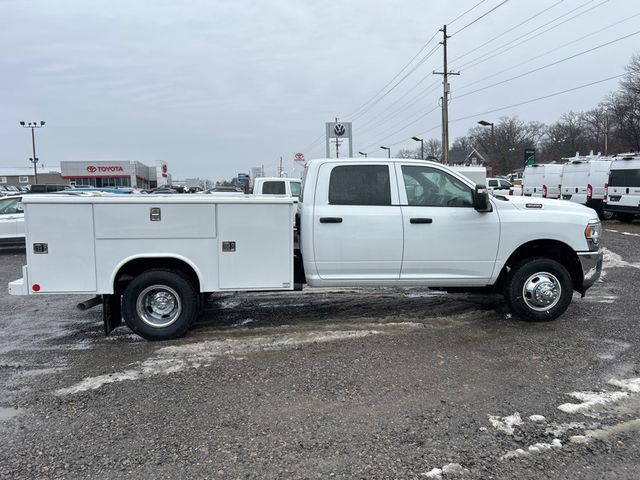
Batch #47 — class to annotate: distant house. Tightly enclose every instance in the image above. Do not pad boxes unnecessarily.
[449,147,491,175]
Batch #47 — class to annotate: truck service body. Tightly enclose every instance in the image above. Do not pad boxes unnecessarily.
[9,159,603,340]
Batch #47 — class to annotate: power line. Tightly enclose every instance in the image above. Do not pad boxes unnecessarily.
[450,73,625,124]
[448,0,490,25]
[359,105,441,151]
[449,0,566,64]
[454,29,640,100]
[348,43,441,122]
[362,73,624,155]
[343,31,440,120]
[455,0,609,71]
[450,0,511,36]
[455,12,640,95]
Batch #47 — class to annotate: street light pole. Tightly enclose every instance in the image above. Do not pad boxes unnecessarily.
[380,146,391,158]
[20,121,45,184]
[478,120,495,174]
[411,136,424,160]
[358,151,368,158]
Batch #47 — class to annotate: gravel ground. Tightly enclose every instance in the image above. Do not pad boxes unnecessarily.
[1,221,639,479]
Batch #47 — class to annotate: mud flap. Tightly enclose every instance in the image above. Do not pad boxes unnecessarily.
[102,294,122,335]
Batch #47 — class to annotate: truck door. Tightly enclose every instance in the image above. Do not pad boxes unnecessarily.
[313,163,403,280]
[396,164,500,281]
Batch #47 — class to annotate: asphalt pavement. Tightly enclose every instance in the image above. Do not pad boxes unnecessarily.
[0,222,639,479]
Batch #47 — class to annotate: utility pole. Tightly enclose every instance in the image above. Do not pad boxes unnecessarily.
[433,25,459,165]
[604,116,609,156]
[20,121,45,184]
[279,156,283,177]
[334,117,341,158]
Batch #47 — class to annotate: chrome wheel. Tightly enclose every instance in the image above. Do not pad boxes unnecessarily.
[522,272,561,312]
[136,284,182,328]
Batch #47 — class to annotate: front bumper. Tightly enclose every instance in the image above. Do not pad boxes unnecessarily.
[577,250,603,293]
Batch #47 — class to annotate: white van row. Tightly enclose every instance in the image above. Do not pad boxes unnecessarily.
[514,153,640,220]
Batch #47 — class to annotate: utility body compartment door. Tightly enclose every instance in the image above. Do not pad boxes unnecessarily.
[396,163,500,281]
[25,203,97,293]
[312,163,403,280]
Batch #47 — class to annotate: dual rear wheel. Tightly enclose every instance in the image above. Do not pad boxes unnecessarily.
[122,269,199,341]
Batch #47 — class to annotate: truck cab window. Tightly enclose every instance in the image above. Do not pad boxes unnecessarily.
[328,165,391,206]
[402,165,473,207]
[263,181,286,194]
[290,182,301,198]
[0,198,20,215]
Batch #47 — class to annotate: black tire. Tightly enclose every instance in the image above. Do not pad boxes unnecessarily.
[599,209,614,221]
[504,257,573,322]
[122,269,199,340]
[618,213,635,223]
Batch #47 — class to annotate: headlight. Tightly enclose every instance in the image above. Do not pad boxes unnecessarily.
[584,221,602,250]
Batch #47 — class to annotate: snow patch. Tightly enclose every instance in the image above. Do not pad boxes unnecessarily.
[602,248,640,270]
[545,422,588,436]
[569,419,640,444]
[423,463,467,479]
[56,324,421,395]
[529,414,546,422]
[488,412,523,435]
[558,391,629,414]
[501,439,562,460]
[608,377,640,393]
[234,318,256,327]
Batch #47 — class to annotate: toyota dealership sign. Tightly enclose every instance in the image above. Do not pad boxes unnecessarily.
[86,165,125,173]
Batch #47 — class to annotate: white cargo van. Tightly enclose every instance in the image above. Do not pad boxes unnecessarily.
[605,153,640,222]
[560,158,612,218]
[523,164,563,199]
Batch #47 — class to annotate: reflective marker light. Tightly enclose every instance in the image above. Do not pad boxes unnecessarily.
[32,284,41,292]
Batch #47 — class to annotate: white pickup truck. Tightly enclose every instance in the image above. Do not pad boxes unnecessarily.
[9,159,603,340]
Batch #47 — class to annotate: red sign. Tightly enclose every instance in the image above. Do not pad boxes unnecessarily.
[161,163,168,177]
[86,165,125,173]
[294,152,304,163]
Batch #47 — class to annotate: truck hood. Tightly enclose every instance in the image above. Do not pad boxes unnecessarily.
[493,195,598,218]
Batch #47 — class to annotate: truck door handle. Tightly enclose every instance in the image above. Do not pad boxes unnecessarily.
[319,217,343,223]
[410,218,433,224]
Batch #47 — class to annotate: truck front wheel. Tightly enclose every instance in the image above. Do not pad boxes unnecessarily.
[505,257,573,322]
[122,269,199,340]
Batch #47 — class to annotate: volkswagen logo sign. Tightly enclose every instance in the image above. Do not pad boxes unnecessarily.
[333,123,346,136]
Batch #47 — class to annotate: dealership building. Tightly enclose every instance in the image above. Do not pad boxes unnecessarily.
[60,160,170,189]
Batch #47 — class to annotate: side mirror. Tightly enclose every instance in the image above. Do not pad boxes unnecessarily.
[473,185,492,212]
[16,203,24,213]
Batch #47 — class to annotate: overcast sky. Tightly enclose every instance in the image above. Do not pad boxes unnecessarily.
[1,0,637,180]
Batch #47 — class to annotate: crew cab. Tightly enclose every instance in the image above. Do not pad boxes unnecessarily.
[9,159,603,340]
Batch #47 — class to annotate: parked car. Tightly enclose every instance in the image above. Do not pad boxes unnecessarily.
[0,195,24,245]
[28,184,70,193]
[605,153,640,222]
[486,177,513,193]
[522,164,563,199]
[561,157,612,219]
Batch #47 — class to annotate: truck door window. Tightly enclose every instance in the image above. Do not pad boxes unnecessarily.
[0,198,20,215]
[329,165,391,206]
[262,181,286,194]
[290,182,301,198]
[402,166,473,207]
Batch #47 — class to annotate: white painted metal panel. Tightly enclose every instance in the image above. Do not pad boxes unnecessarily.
[25,204,96,293]
[217,203,293,290]
[94,203,215,239]
[95,239,218,293]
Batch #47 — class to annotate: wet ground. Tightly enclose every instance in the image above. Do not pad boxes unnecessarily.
[0,222,639,479]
